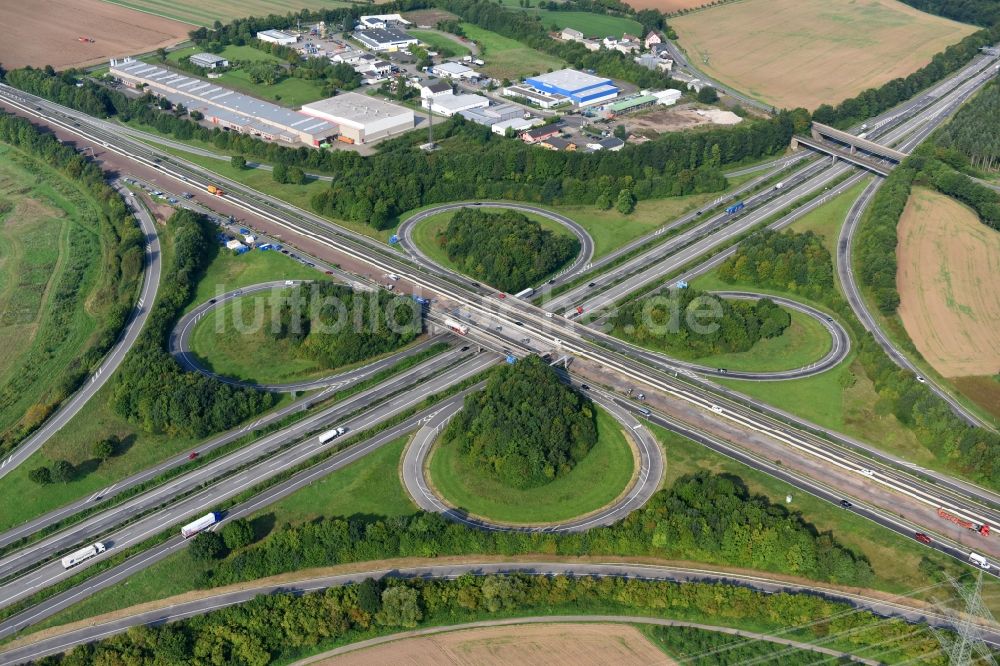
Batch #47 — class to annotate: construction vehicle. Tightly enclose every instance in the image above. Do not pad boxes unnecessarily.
[207,185,224,196]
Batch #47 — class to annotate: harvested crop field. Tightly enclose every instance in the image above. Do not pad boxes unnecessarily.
[0,0,190,70]
[319,623,675,665]
[670,0,977,110]
[896,187,1000,378]
[100,0,356,27]
[625,0,711,11]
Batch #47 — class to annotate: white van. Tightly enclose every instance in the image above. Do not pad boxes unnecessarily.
[969,552,991,569]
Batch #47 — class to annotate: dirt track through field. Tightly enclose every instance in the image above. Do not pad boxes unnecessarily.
[0,0,190,70]
[669,0,976,109]
[319,623,675,665]
[897,187,1000,378]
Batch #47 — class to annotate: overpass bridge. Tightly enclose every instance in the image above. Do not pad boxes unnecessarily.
[810,122,909,162]
[790,135,895,177]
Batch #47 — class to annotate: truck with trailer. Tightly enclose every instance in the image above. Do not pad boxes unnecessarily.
[970,552,992,569]
[444,317,469,335]
[207,185,224,196]
[725,201,745,215]
[514,287,534,299]
[61,542,106,569]
[318,427,346,444]
[938,507,990,535]
[181,512,219,538]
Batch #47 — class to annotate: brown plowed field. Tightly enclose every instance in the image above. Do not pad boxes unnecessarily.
[0,0,190,70]
[319,623,675,666]
[897,187,1000,378]
[669,0,976,109]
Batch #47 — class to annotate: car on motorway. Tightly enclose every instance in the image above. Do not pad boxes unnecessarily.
[718,368,729,374]
[460,346,470,352]
[188,452,198,460]
[839,500,853,509]
[581,384,590,390]
[916,375,927,383]
[325,270,333,275]
[514,321,523,326]
[588,282,596,288]
[496,293,506,299]
[914,533,932,544]
[859,468,875,478]
[208,298,216,304]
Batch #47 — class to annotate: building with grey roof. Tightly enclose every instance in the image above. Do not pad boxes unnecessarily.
[109,58,336,146]
[189,53,228,69]
[299,92,414,144]
[354,26,418,51]
[257,29,299,45]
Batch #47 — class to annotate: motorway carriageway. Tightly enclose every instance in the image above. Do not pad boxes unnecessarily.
[3,560,996,663]
[7,81,998,550]
[0,371,496,645]
[0,347,490,608]
[1,62,998,582]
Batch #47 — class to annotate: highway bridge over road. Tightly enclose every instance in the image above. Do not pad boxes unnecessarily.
[791,121,910,176]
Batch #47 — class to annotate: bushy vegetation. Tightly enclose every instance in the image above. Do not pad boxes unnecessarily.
[439,355,597,488]
[40,570,942,666]
[200,472,873,587]
[437,208,579,292]
[935,79,1000,173]
[0,113,143,456]
[643,625,841,665]
[717,230,834,302]
[109,209,275,437]
[611,288,791,357]
[266,282,421,369]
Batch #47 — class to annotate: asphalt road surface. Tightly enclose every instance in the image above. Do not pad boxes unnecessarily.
[4,560,994,663]
[0,182,160,480]
[397,201,595,288]
[401,382,663,531]
[170,280,445,392]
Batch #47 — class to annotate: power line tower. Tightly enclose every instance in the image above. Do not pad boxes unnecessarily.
[932,571,999,666]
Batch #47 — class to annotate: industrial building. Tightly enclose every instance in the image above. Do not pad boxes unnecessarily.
[501,84,567,109]
[256,29,299,45]
[523,69,619,107]
[492,117,537,135]
[189,53,228,69]
[109,58,336,146]
[601,94,657,118]
[459,103,523,127]
[427,92,489,117]
[355,26,418,51]
[522,123,561,144]
[300,92,414,144]
[430,61,478,80]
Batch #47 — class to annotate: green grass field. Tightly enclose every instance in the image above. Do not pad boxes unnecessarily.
[101,0,355,27]
[409,208,578,285]
[459,23,566,81]
[18,434,415,635]
[681,309,832,373]
[428,407,634,523]
[0,227,311,533]
[790,179,870,258]
[157,45,326,107]
[410,30,471,58]
[0,145,106,446]
[494,0,641,38]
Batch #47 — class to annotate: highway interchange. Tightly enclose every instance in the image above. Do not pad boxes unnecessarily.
[0,39,998,661]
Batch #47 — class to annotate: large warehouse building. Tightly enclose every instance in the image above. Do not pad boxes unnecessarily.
[523,69,619,106]
[299,92,414,144]
[109,58,336,146]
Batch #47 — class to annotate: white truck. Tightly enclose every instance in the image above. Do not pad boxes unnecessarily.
[969,552,992,570]
[318,426,347,444]
[181,512,218,539]
[444,317,469,335]
[61,542,106,569]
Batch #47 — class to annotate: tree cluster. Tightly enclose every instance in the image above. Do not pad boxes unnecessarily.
[612,288,791,357]
[437,208,579,292]
[717,230,834,301]
[934,79,1000,173]
[267,282,421,369]
[0,112,143,456]
[440,355,597,488]
[893,0,1000,26]
[645,625,844,665]
[43,567,941,666]
[108,209,275,437]
[199,472,873,587]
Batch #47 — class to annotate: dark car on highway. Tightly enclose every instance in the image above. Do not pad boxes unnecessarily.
[839,500,852,509]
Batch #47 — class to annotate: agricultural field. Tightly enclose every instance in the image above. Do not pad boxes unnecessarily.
[896,187,1000,378]
[670,0,977,110]
[0,145,106,453]
[324,623,672,666]
[460,23,567,81]
[410,30,472,58]
[495,0,643,38]
[624,0,711,11]
[99,0,355,27]
[0,0,189,70]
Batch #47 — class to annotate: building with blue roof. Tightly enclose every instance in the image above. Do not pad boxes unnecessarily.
[523,69,619,107]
